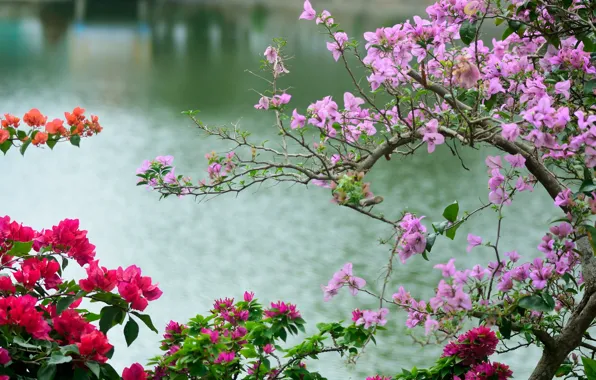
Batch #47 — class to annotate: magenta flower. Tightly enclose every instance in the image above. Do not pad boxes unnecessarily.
[214,351,235,364]
[0,348,10,365]
[467,234,482,252]
[243,291,254,302]
[554,188,572,207]
[298,0,316,20]
[505,251,520,262]
[263,344,275,354]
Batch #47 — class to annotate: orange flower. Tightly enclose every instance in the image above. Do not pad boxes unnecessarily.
[2,114,20,128]
[32,132,48,146]
[23,109,47,127]
[45,118,66,135]
[0,129,9,144]
[65,107,85,125]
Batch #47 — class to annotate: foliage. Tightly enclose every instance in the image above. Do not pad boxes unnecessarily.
[137,0,596,378]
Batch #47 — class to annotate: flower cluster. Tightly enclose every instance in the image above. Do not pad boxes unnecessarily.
[0,107,101,154]
[321,262,366,301]
[0,216,161,378]
[125,292,373,379]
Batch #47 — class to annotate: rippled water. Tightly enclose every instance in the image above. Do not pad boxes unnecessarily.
[0,1,554,377]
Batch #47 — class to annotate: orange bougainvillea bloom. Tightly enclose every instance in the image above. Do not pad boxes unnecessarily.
[2,114,20,128]
[32,132,48,146]
[65,107,85,126]
[0,129,9,144]
[45,118,66,136]
[23,109,47,128]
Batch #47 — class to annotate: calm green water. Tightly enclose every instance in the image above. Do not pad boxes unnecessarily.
[0,1,552,377]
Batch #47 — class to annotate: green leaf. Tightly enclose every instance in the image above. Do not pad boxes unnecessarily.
[124,318,139,347]
[499,317,512,339]
[59,344,80,356]
[445,222,461,240]
[70,134,81,147]
[99,306,123,334]
[459,20,477,45]
[56,296,77,316]
[518,295,554,312]
[442,201,459,222]
[13,336,40,349]
[542,293,556,310]
[582,356,596,379]
[7,241,33,256]
[47,353,72,365]
[585,80,596,96]
[38,364,57,380]
[100,364,121,380]
[0,141,10,155]
[19,140,31,156]
[502,27,515,40]
[131,312,159,333]
[579,180,596,194]
[85,361,101,379]
[73,367,90,380]
[47,138,58,150]
[425,233,437,253]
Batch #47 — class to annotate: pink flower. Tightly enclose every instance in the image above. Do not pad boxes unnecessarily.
[79,260,118,292]
[504,154,525,168]
[453,56,481,88]
[264,46,278,64]
[505,251,520,262]
[291,109,306,129]
[485,155,502,170]
[555,80,571,99]
[298,0,316,20]
[355,308,389,328]
[467,234,482,252]
[554,188,573,207]
[422,119,445,153]
[254,96,270,110]
[434,258,456,277]
[326,32,348,61]
[424,316,439,335]
[500,123,520,141]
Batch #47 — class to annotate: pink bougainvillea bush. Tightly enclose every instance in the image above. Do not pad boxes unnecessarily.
[137,0,596,378]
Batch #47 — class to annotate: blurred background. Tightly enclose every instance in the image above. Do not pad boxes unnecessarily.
[0,0,553,378]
